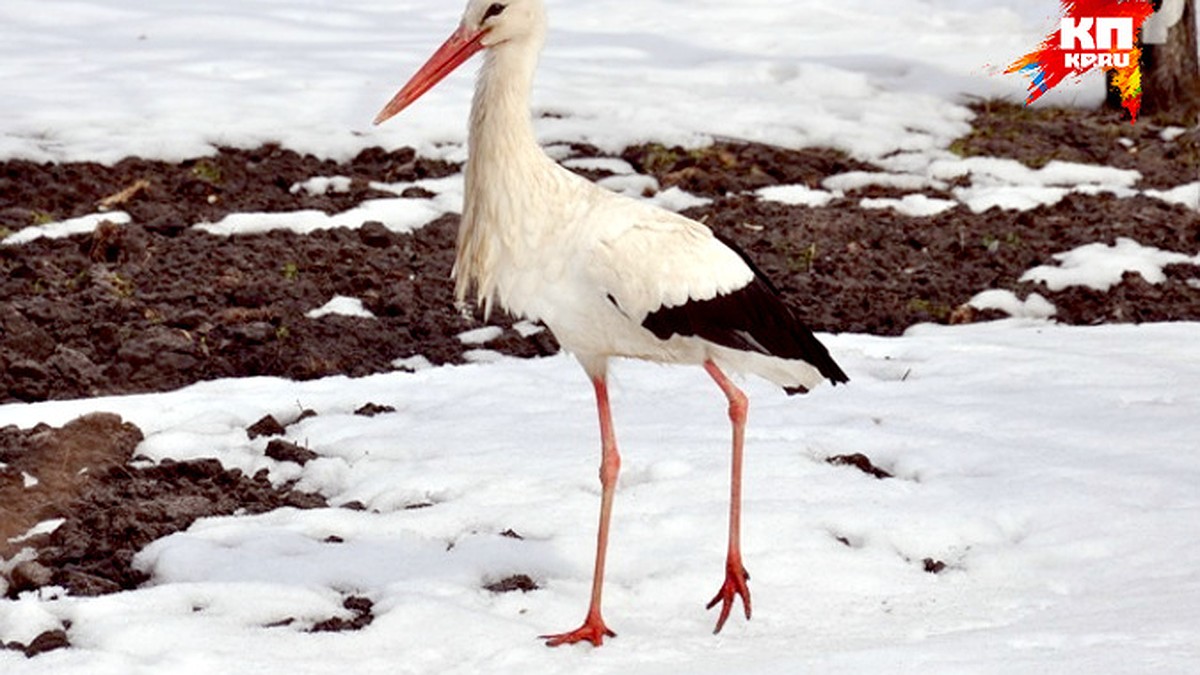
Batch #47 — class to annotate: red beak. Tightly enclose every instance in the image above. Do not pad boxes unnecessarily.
[373,24,488,125]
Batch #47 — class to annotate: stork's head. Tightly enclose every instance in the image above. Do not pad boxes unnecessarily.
[468,0,546,48]
[373,0,546,125]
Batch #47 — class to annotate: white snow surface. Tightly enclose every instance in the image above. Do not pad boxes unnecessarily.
[456,326,504,345]
[306,296,376,320]
[932,158,1144,213]
[860,194,958,217]
[7,520,65,546]
[967,289,1057,319]
[1146,182,1200,210]
[1021,238,1200,292]
[822,171,947,193]
[0,0,1076,167]
[391,355,435,373]
[1,212,132,246]
[290,176,353,197]
[756,184,839,208]
[0,323,1197,672]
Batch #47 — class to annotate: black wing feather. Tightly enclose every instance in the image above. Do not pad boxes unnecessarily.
[641,234,848,386]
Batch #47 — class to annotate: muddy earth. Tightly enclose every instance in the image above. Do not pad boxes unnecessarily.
[1,101,1198,653]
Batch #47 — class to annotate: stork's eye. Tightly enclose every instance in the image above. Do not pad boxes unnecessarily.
[483,3,506,20]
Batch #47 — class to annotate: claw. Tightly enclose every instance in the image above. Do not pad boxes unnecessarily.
[706,564,751,634]
[541,614,616,647]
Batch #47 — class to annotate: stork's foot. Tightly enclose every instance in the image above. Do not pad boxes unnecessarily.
[706,562,751,634]
[541,614,616,647]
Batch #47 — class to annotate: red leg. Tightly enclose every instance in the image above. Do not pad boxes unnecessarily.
[542,376,619,647]
[703,360,751,634]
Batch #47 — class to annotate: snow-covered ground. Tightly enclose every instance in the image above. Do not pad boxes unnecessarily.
[0,0,1143,166]
[2,322,1200,673]
[3,0,1200,672]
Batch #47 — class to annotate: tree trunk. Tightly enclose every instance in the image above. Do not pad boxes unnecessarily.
[1141,0,1200,121]
[1105,0,1200,122]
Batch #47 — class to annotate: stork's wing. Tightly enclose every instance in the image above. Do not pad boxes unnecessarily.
[589,205,848,385]
[589,207,754,317]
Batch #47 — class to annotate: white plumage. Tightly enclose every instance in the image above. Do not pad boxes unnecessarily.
[375,0,847,647]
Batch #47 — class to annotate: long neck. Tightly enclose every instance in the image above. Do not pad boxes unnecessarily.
[467,38,547,179]
[456,34,559,312]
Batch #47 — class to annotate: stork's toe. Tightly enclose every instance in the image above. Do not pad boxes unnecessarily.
[541,615,616,647]
[706,563,751,634]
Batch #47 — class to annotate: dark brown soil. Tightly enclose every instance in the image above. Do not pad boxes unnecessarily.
[922,558,948,574]
[1,101,1197,643]
[485,574,540,594]
[0,413,143,552]
[949,100,1199,189]
[826,453,894,480]
[3,627,70,658]
[2,105,1197,405]
[308,595,375,633]
[1,413,325,601]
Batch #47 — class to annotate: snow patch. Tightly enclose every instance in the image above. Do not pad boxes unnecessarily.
[860,194,957,217]
[645,186,711,212]
[933,157,1142,213]
[194,199,445,237]
[593,176,711,212]
[757,184,840,207]
[968,289,1057,319]
[953,185,1071,212]
[598,173,659,198]
[289,176,352,196]
[7,518,66,544]
[456,326,503,345]
[306,296,375,320]
[369,174,464,202]
[462,349,503,364]
[1021,238,1200,292]
[932,157,1142,188]
[197,175,465,237]
[392,355,434,372]
[561,157,636,175]
[1145,182,1200,211]
[1159,126,1187,142]
[1,211,131,246]
[823,171,945,193]
[511,320,545,338]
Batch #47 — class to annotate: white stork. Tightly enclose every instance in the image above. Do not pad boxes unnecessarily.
[374,0,848,647]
